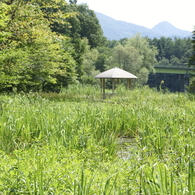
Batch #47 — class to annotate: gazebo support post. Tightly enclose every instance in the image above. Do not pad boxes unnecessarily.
[100,78,106,99]
[112,78,115,95]
[100,78,103,94]
[116,79,119,89]
[102,78,106,99]
[127,78,132,89]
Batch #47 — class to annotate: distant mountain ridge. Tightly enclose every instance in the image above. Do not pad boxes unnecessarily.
[95,12,192,40]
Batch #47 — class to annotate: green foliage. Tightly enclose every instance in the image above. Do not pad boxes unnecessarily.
[106,34,158,86]
[189,28,195,92]
[81,43,99,75]
[148,36,193,92]
[0,2,11,42]
[0,0,193,93]
[63,3,104,48]
[189,29,195,66]
[1,88,195,193]
[150,36,193,66]
[0,0,77,92]
[51,2,106,79]
[94,46,112,72]
[94,53,107,72]
[54,2,105,49]
[126,34,158,71]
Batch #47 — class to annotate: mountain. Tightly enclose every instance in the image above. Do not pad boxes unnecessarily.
[95,12,192,40]
[151,21,191,38]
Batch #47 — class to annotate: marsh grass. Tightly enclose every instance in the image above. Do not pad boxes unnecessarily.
[0,85,195,194]
[39,84,101,102]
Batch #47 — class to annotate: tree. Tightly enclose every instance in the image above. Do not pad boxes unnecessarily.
[126,34,158,72]
[148,36,193,92]
[82,44,99,76]
[52,3,105,48]
[0,0,77,92]
[150,36,193,66]
[0,3,10,42]
[189,28,195,92]
[189,29,195,67]
[94,54,107,72]
[49,2,105,79]
[170,56,181,66]
[110,44,142,74]
[106,34,158,86]
[71,3,105,48]
[69,0,77,4]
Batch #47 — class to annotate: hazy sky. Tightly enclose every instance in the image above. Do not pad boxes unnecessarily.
[76,0,195,32]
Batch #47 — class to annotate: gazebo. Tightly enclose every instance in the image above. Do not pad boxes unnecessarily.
[95,67,137,98]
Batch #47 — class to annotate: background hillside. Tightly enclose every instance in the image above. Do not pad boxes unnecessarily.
[95,12,192,40]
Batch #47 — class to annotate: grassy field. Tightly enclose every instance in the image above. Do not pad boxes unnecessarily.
[0,85,195,194]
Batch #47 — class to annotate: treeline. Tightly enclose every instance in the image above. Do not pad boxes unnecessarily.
[0,0,194,92]
[82,35,193,92]
[0,0,105,92]
[148,37,193,92]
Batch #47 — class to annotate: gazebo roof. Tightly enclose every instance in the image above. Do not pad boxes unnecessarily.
[95,67,137,79]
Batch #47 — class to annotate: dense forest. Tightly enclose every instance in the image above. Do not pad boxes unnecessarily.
[0,0,195,92]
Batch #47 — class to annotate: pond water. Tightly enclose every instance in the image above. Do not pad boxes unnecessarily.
[117,137,138,159]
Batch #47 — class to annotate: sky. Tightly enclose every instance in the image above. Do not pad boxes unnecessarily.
[76,0,195,32]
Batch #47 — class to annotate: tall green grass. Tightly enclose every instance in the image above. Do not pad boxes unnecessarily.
[0,85,195,194]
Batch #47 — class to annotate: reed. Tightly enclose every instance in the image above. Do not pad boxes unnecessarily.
[0,85,195,194]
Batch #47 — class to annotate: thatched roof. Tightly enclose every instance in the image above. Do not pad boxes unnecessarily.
[95,67,137,79]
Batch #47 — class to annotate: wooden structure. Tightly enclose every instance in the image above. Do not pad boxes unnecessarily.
[95,67,137,98]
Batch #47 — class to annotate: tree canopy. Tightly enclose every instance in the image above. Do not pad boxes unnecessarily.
[189,30,195,66]
[0,0,194,93]
[105,34,158,86]
[189,28,195,92]
[50,2,105,79]
[148,36,193,92]
[0,0,77,92]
